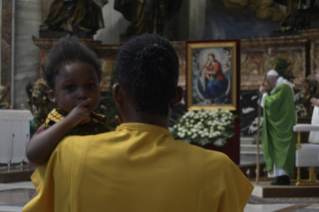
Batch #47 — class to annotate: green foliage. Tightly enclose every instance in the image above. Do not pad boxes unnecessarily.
[171,109,237,147]
[274,57,294,83]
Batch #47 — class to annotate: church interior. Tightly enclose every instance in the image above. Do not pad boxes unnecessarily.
[1,0,319,211]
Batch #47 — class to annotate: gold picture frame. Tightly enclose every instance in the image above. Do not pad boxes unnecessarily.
[186,41,238,111]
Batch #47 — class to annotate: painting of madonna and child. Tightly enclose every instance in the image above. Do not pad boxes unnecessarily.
[187,41,238,111]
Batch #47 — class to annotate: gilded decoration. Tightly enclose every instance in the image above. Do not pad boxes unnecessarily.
[186,41,238,111]
[33,30,319,93]
[240,37,307,90]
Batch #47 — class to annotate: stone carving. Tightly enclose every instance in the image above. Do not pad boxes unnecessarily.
[274,0,319,31]
[114,0,182,37]
[215,0,284,21]
[26,78,57,135]
[0,85,9,109]
[40,0,108,38]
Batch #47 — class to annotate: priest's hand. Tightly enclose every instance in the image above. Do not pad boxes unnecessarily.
[311,97,319,107]
[259,85,266,94]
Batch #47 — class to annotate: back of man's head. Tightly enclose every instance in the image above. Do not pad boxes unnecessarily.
[115,34,179,117]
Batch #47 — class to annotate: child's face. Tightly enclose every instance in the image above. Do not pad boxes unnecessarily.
[50,62,100,114]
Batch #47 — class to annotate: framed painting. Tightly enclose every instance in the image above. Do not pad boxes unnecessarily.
[186,40,240,111]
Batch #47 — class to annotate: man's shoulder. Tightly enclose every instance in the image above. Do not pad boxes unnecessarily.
[56,131,116,151]
[176,142,232,167]
[276,82,294,92]
[61,131,115,142]
[269,83,294,97]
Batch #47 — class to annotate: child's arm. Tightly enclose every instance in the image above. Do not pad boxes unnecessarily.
[26,99,92,165]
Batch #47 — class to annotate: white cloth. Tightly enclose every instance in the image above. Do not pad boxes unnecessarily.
[268,164,288,178]
[296,143,319,167]
[0,110,33,164]
[309,106,319,143]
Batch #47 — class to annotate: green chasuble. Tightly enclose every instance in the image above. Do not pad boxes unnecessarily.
[262,83,296,175]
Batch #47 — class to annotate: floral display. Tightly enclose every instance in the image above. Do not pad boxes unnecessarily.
[172,109,237,146]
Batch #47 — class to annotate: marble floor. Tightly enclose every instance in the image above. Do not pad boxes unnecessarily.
[0,181,319,212]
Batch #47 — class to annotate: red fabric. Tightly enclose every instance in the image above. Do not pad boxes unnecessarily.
[212,61,225,81]
[205,61,225,81]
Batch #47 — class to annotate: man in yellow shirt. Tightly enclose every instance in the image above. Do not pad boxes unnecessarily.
[23,34,253,212]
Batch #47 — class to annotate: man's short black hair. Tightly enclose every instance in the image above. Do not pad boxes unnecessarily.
[116,34,179,117]
[43,35,102,90]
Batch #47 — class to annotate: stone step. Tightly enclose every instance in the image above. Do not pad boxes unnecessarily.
[240,151,264,155]
[240,144,263,153]
[240,154,265,165]
[240,144,262,147]
[240,137,256,145]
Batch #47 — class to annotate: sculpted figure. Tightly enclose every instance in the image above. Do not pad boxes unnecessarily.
[41,0,108,36]
[274,0,319,31]
[0,85,9,109]
[114,0,182,36]
[26,78,57,135]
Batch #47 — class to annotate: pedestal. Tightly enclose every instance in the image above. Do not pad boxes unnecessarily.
[252,181,319,198]
[0,165,35,183]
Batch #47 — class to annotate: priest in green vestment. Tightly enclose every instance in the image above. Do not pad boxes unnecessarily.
[259,70,296,185]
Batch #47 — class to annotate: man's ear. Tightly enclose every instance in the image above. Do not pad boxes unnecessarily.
[173,86,183,106]
[113,83,124,104]
[48,90,56,103]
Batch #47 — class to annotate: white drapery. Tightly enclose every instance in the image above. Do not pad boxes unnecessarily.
[0,110,33,164]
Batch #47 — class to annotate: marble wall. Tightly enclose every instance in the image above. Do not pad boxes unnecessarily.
[13,0,42,109]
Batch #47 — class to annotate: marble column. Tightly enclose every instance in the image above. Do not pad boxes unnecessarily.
[164,0,206,41]
[189,0,206,40]
[13,0,42,109]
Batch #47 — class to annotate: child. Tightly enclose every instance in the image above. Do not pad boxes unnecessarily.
[26,36,109,165]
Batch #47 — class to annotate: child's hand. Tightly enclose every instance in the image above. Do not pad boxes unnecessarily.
[65,99,92,128]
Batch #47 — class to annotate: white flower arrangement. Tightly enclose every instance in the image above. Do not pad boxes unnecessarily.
[171,109,237,146]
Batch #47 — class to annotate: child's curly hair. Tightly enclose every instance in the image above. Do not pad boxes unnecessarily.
[43,35,102,90]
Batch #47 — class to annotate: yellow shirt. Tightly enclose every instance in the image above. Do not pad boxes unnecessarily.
[23,123,253,212]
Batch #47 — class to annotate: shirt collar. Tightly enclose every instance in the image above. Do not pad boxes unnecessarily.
[275,76,284,87]
[116,123,172,136]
